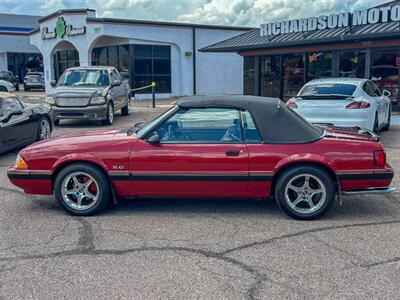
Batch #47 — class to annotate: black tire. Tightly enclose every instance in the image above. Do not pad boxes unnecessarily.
[373,113,379,133]
[54,163,111,216]
[121,96,131,116]
[0,86,7,92]
[36,117,51,141]
[54,119,60,126]
[102,102,114,125]
[275,165,335,220]
[382,105,391,132]
[24,85,29,91]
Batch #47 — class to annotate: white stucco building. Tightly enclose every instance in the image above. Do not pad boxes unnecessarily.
[26,9,251,99]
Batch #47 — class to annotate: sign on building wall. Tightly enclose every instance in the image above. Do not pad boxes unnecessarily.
[41,16,86,40]
[260,4,400,36]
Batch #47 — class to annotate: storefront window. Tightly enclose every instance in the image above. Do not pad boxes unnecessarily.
[282,53,305,100]
[7,53,43,82]
[339,51,366,78]
[108,46,118,68]
[370,49,400,104]
[133,45,171,93]
[306,52,332,81]
[53,49,79,80]
[243,57,255,95]
[260,55,280,98]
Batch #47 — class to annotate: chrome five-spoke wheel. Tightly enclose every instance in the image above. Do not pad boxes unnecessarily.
[285,174,326,214]
[61,172,99,211]
[55,163,110,215]
[275,165,335,220]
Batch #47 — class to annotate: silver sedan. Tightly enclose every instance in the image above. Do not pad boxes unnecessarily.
[287,78,392,132]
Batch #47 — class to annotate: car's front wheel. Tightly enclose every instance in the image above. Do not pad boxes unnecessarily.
[54,163,110,216]
[102,102,114,125]
[275,165,335,220]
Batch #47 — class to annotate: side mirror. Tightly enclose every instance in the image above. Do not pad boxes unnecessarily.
[147,133,160,144]
[50,80,57,87]
[383,90,391,97]
[112,80,122,87]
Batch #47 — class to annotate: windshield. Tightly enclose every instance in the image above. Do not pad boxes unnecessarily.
[299,83,357,97]
[57,69,110,87]
[136,106,177,138]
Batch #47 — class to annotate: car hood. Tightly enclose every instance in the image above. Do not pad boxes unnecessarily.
[26,128,137,152]
[48,86,109,98]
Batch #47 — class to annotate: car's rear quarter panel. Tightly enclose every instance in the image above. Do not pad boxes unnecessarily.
[247,137,391,197]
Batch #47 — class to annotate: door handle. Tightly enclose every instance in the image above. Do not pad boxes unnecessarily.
[226,150,241,156]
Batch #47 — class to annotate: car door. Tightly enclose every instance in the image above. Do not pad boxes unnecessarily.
[0,97,35,150]
[364,81,385,125]
[130,107,250,197]
[109,69,124,109]
[370,81,389,126]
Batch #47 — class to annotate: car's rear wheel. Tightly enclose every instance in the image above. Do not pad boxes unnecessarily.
[37,118,51,141]
[382,105,391,132]
[54,163,110,216]
[275,165,335,220]
[121,96,131,116]
[102,102,114,125]
[0,86,7,92]
[54,119,60,126]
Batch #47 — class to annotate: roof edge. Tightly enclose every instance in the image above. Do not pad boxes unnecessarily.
[86,17,254,31]
[38,8,95,23]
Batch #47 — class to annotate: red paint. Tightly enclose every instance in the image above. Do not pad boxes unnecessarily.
[7,127,394,197]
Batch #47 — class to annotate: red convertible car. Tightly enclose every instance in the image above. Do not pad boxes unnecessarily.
[7,96,395,220]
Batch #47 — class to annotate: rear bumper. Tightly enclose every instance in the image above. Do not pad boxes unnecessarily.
[52,104,108,121]
[342,187,396,195]
[24,82,45,88]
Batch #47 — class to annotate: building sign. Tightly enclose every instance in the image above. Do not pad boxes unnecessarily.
[41,16,86,40]
[260,4,400,37]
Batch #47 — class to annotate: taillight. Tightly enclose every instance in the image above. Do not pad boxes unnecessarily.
[345,100,371,109]
[373,150,386,166]
[287,98,298,109]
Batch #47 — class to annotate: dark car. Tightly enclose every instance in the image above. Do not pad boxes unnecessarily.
[24,72,45,91]
[0,92,53,154]
[47,66,131,125]
[7,96,395,220]
[0,70,19,91]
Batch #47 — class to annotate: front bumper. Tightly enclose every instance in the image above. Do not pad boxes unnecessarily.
[52,104,108,121]
[7,168,53,195]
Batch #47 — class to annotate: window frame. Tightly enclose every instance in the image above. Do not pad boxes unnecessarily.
[143,107,263,145]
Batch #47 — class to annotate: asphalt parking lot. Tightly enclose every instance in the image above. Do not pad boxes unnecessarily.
[1,93,399,299]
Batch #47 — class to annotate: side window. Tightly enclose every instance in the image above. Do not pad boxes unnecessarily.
[154,108,242,143]
[363,82,374,97]
[111,69,122,83]
[2,97,22,116]
[241,110,262,143]
[370,81,381,97]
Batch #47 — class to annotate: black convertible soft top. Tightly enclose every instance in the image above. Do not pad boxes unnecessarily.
[177,95,323,143]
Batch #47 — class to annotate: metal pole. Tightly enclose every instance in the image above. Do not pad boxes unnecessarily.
[151,81,156,108]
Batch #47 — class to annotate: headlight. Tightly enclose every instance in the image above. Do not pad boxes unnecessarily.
[46,96,55,105]
[15,154,28,169]
[90,96,106,105]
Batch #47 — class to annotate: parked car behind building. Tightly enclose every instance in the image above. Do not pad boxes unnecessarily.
[24,72,45,91]
[46,66,131,125]
[0,70,19,91]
